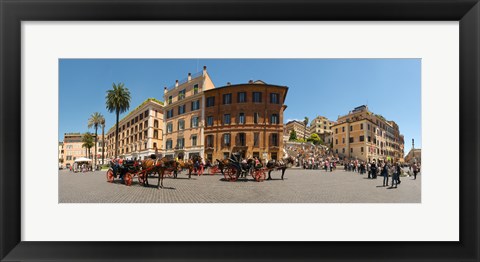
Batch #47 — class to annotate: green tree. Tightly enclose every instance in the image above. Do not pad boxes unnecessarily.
[303,116,309,140]
[88,112,104,167]
[307,133,322,145]
[289,129,297,141]
[100,117,106,165]
[105,82,131,158]
[81,132,94,158]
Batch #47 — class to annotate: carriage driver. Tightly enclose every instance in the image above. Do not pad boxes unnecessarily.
[241,157,248,171]
[254,157,262,169]
[110,157,119,174]
[110,157,125,181]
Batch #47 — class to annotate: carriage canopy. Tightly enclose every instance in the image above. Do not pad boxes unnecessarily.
[74,157,92,162]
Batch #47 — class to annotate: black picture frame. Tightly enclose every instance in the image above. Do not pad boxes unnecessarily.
[1,0,479,261]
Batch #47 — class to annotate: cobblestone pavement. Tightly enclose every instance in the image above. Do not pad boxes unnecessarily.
[59,168,421,203]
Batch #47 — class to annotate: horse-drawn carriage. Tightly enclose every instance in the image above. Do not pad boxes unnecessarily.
[106,159,141,186]
[106,154,198,188]
[106,156,180,188]
[220,153,267,182]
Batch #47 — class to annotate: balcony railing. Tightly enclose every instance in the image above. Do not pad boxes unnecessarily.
[167,71,203,91]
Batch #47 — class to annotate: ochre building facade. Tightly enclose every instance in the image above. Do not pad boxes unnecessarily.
[203,81,288,162]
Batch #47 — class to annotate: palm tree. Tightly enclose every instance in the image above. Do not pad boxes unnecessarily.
[88,112,104,168]
[105,82,131,158]
[81,132,94,158]
[303,116,309,141]
[100,117,106,165]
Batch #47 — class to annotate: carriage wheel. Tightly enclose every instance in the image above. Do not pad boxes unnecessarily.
[210,166,219,175]
[254,169,266,182]
[223,167,238,182]
[124,172,133,186]
[260,169,267,181]
[106,169,114,183]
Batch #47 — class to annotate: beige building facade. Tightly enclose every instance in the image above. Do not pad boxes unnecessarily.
[405,148,421,164]
[91,134,105,166]
[332,105,404,163]
[285,120,310,140]
[63,133,86,167]
[62,133,105,167]
[309,115,335,135]
[309,115,335,145]
[162,66,216,160]
[58,142,64,168]
[105,98,164,160]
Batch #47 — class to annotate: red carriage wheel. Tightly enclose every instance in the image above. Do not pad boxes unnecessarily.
[124,172,133,186]
[252,168,266,182]
[224,167,238,182]
[106,169,114,183]
[222,167,229,180]
[256,169,266,182]
[210,166,219,175]
[253,170,260,182]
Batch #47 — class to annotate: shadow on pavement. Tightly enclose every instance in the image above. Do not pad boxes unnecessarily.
[158,186,176,190]
[266,178,285,181]
[169,177,196,180]
[219,178,249,182]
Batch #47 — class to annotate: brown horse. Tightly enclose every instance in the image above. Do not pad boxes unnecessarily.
[139,157,179,189]
[177,159,194,179]
[266,156,295,180]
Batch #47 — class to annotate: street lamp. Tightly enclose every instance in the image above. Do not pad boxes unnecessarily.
[412,138,415,163]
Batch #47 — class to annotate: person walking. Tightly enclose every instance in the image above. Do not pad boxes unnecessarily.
[368,161,377,179]
[382,163,389,187]
[390,163,399,188]
[396,162,401,184]
[413,163,419,180]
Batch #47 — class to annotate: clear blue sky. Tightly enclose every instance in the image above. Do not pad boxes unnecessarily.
[59,59,421,154]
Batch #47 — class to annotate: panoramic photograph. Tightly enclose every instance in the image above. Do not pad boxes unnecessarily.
[58,59,422,203]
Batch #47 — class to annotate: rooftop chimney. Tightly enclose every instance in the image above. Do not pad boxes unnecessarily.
[175,80,179,88]
[164,86,167,95]
[203,65,207,76]
[188,72,191,82]
[248,80,254,84]
[227,82,231,86]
